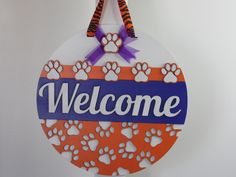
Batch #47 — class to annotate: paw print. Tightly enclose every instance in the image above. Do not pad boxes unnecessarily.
[45,120,57,128]
[61,144,79,162]
[44,60,63,80]
[132,62,151,82]
[98,146,117,165]
[96,122,115,138]
[81,133,99,152]
[136,151,155,169]
[121,122,139,139]
[47,128,66,146]
[112,167,130,176]
[145,128,163,147]
[73,61,91,80]
[82,161,99,174]
[64,120,83,136]
[102,62,121,81]
[40,119,57,128]
[118,141,137,159]
[161,63,181,83]
[166,124,179,137]
[102,33,122,53]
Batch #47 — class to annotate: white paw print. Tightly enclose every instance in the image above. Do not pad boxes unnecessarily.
[61,144,79,162]
[81,133,99,152]
[98,146,117,165]
[112,167,130,176]
[44,60,63,80]
[45,120,57,128]
[102,62,121,81]
[118,141,137,159]
[40,119,58,128]
[166,124,178,137]
[64,120,83,136]
[136,151,155,169]
[96,122,115,138]
[121,122,139,139]
[132,62,151,82]
[73,61,92,80]
[161,63,181,83]
[145,128,163,147]
[82,161,99,174]
[47,128,66,146]
[102,33,122,53]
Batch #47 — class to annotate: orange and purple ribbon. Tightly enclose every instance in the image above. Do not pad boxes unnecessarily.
[87,0,136,38]
[86,26,139,65]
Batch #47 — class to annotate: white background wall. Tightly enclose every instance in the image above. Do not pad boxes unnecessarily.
[0,0,236,177]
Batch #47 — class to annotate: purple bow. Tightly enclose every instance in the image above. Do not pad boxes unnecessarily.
[86,26,139,65]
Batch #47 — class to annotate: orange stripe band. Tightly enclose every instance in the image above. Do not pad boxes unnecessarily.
[40,65,185,82]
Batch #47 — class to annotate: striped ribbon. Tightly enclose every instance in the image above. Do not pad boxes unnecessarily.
[87,0,136,38]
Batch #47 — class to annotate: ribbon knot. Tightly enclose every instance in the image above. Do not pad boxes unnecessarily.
[86,26,139,65]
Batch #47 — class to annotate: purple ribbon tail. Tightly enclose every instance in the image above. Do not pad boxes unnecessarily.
[119,26,138,45]
[95,26,105,41]
[119,26,128,41]
[119,45,139,63]
[86,45,105,65]
[126,45,140,54]
[118,26,139,62]
[124,37,137,45]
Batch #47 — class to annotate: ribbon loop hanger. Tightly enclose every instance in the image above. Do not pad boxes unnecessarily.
[87,0,136,38]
